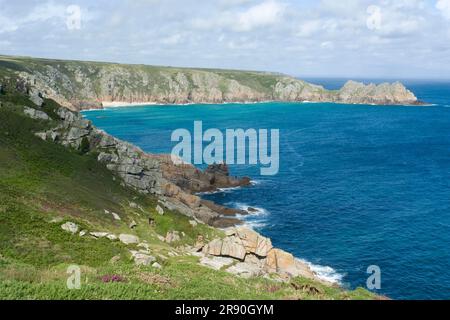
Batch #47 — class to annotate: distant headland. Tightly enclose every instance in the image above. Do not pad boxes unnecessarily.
[0,54,423,111]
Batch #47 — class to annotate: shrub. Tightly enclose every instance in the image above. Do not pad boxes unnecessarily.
[79,137,90,155]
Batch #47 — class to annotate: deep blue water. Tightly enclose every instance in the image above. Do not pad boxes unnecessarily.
[83,79,450,299]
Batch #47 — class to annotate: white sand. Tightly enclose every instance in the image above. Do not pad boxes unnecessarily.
[101,101,159,108]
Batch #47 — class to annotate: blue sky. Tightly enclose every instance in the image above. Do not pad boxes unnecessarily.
[0,0,450,79]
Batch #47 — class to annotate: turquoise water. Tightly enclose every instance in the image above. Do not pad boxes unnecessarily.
[84,80,450,299]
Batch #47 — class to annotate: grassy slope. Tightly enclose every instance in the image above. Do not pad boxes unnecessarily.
[0,88,376,300]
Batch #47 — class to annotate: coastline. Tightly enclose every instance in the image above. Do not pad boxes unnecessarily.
[88,99,427,111]
[101,101,161,108]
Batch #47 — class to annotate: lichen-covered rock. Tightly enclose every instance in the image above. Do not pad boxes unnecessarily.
[156,205,164,215]
[226,262,262,278]
[119,234,139,245]
[130,250,156,266]
[90,232,109,238]
[165,231,181,244]
[220,236,247,260]
[202,238,222,256]
[235,227,273,257]
[106,234,118,241]
[24,107,50,120]
[61,222,79,234]
[199,256,234,270]
[265,248,315,279]
[29,88,44,107]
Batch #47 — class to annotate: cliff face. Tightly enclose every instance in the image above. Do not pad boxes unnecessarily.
[0,55,420,110]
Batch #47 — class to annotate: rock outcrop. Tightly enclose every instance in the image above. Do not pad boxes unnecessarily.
[0,55,421,111]
[61,222,79,234]
[119,234,140,245]
[198,226,317,281]
[335,80,418,105]
[23,107,50,120]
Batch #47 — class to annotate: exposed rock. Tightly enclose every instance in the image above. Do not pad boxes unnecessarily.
[90,232,109,238]
[129,202,138,209]
[111,212,121,221]
[130,250,156,266]
[204,164,251,190]
[98,152,118,163]
[129,220,137,229]
[337,80,418,105]
[79,230,87,237]
[194,235,205,251]
[66,127,89,142]
[119,234,140,245]
[189,220,198,227]
[220,236,247,260]
[205,227,272,259]
[23,107,50,120]
[110,255,121,264]
[235,227,273,257]
[160,160,251,195]
[202,238,222,256]
[98,133,117,148]
[201,200,247,217]
[265,249,315,279]
[57,107,81,123]
[156,205,164,215]
[199,256,234,270]
[61,222,79,234]
[224,228,237,237]
[200,228,317,281]
[106,234,118,241]
[34,132,47,140]
[165,231,181,244]
[226,262,262,278]
[152,262,162,269]
[137,242,150,251]
[29,88,44,107]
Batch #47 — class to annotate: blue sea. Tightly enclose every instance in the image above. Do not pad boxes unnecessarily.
[83,79,450,300]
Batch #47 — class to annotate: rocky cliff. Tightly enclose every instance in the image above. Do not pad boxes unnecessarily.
[0,55,421,110]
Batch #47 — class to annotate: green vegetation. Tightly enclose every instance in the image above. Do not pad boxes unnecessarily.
[0,87,377,300]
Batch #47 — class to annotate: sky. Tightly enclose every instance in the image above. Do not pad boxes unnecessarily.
[0,0,450,79]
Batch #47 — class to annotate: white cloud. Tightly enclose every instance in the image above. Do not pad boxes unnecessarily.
[0,2,78,34]
[295,20,323,37]
[1,0,450,78]
[191,0,286,32]
[161,33,183,45]
[235,0,286,31]
[0,15,19,33]
[436,0,450,19]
